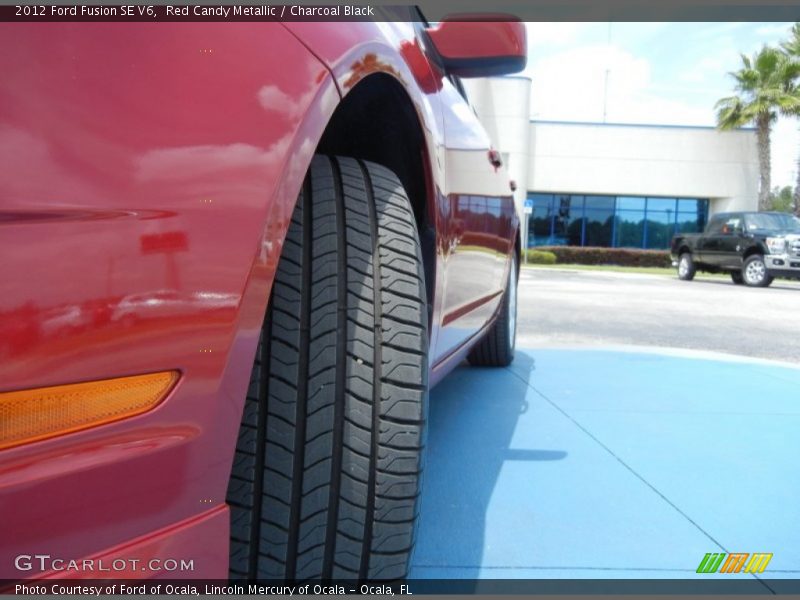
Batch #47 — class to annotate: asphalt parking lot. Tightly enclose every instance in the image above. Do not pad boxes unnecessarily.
[516,267,800,365]
[411,268,800,589]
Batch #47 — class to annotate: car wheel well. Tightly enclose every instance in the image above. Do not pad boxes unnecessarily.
[743,246,764,260]
[317,73,435,326]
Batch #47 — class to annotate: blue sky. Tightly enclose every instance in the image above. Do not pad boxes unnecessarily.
[523,22,798,187]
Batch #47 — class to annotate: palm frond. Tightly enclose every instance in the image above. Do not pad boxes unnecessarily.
[781,23,800,56]
[716,44,800,126]
[716,96,748,129]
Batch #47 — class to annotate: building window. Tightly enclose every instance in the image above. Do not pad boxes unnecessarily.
[616,210,645,248]
[554,194,583,246]
[583,196,615,247]
[527,193,709,250]
[676,199,708,235]
[530,194,554,246]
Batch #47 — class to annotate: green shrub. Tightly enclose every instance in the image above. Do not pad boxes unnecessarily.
[530,246,671,268]
[525,249,557,264]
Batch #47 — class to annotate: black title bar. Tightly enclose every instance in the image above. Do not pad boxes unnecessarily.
[2,1,800,22]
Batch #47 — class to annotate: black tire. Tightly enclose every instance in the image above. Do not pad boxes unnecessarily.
[467,253,518,367]
[742,255,774,288]
[226,156,428,582]
[731,271,744,285]
[677,252,696,281]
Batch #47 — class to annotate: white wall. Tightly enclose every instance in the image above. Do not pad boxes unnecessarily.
[462,76,760,217]
[462,76,531,216]
[528,121,759,214]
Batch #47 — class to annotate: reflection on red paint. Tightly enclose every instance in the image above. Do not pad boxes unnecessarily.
[399,39,443,94]
[342,53,405,90]
[140,232,189,254]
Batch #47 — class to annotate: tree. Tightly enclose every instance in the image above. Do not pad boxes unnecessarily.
[716,46,800,211]
[781,23,800,215]
[769,185,794,212]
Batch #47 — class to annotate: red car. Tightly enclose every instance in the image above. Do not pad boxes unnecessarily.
[0,11,525,582]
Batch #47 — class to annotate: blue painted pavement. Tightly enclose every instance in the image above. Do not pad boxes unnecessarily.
[410,348,800,586]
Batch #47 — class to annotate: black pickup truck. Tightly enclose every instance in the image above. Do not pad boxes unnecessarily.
[671,211,800,287]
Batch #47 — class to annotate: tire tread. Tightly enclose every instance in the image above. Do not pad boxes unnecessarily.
[225,156,427,582]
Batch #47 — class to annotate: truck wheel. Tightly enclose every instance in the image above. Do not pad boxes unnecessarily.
[226,156,428,581]
[468,254,518,367]
[731,271,744,285]
[743,255,773,287]
[677,252,696,281]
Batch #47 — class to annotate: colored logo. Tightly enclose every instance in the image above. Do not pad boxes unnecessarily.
[696,553,772,574]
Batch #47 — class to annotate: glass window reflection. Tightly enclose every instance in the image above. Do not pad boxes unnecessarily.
[647,197,678,212]
[645,210,676,249]
[616,210,645,247]
[527,192,709,249]
[617,196,645,211]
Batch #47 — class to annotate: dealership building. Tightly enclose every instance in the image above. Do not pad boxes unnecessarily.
[462,76,759,250]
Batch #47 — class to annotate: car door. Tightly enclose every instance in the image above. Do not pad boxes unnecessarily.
[432,77,512,361]
[697,215,726,265]
[717,214,746,268]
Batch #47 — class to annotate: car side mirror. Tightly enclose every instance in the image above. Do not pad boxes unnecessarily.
[424,16,527,78]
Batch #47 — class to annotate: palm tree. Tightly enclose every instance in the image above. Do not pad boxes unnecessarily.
[781,23,800,215]
[716,45,800,211]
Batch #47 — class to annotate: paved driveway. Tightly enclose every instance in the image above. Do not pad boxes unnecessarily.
[411,269,800,591]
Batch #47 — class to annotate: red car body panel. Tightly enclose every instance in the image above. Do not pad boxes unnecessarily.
[424,19,527,77]
[0,18,518,579]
